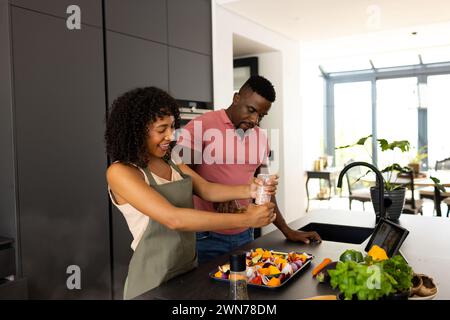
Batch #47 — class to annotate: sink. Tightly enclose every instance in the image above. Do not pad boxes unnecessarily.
[299,223,374,244]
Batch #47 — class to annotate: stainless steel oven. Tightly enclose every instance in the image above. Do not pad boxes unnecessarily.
[178,101,212,127]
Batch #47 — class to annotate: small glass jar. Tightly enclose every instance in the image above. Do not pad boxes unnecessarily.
[255,173,275,205]
[229,251,249,300]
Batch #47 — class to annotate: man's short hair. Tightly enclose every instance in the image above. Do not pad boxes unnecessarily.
[240,75,276,102]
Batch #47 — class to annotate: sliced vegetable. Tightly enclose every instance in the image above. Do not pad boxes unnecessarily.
[266,277,281,287]
[312,258,332,277]
[262,250,272,259]
[281,262,293,276]
[290,262,299,272]
[315,261,338,283]
[297,254,309,262]
[250,275,262,285]
[219,263,230,273]
[213,248,313,287]
[294,260,303,269]
[268,266,281,275]
[251,254,262,264]
[259,267,270,276]
[255,248,264,255]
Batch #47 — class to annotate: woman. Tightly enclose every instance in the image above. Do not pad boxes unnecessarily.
[105,87,277,299]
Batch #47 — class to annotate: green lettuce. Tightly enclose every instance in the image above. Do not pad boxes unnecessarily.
[328,255,412,300]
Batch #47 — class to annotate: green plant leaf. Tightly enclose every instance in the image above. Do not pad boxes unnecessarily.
[356,134,372,146]
[431,176,446,193]
[378,139,410,152]
[378,139,389,151]
[335,144,353,150]
[335,134,372,150]
[380,163,410,174]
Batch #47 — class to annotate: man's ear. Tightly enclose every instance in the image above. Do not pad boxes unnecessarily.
[232,92,240,104]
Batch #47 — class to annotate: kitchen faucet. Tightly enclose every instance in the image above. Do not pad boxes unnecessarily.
[337,161,389,222]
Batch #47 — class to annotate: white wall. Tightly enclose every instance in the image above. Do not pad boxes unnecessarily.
[235,51,285,234]
[212,2,304,234]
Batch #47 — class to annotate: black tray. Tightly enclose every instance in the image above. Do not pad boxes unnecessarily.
[209,250,314,289]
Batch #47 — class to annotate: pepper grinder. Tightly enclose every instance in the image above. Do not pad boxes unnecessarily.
[229,251,249,300]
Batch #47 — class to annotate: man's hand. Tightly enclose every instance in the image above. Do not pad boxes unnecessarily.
[285,230,321,244]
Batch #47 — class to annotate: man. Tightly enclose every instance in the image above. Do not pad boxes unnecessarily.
[177,75,321,264]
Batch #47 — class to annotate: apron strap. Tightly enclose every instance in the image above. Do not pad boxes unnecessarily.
[141,166,158,186]
[167,159,185,177]
[141,159,186,186]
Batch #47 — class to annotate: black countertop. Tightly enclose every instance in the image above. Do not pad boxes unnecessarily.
[136,210,450,300]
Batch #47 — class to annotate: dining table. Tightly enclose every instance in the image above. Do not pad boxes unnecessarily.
[394,170,450,187]
[358,169,450,216]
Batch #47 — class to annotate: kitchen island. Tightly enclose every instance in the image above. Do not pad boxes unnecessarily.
[136,210,450,300]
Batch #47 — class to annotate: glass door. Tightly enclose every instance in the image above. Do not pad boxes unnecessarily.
[334,81,373,168]
[376,77,419,169]
[427,74,450,168]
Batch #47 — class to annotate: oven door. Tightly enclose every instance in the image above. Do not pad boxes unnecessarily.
[179,107,211,127]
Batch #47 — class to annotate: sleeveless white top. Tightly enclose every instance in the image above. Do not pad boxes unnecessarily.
[108,165,183,250]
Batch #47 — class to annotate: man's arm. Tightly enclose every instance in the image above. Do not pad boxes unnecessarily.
[271,195,322,244]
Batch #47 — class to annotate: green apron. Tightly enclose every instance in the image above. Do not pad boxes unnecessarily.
[123,160,197,300]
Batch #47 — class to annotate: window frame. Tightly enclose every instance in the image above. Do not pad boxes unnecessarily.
[324,61,450,169]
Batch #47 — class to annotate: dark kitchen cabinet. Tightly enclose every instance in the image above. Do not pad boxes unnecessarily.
[111,208,133,300]
[167,0,211,55]
[11,7,111,299]
[106,29,170,300]
[105,0,167,43]
[169,47,212,102]
[10,0,102,27]
[0,278,28,300]
[106,31,169,103]
[3,0,213,300]
[1,0,18,243]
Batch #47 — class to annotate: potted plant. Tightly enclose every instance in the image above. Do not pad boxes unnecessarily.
[336,135,412,220]
[408,146,428,177]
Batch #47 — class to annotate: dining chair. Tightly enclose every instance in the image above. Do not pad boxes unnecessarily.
[402,170,424,215]
[444,198,450,217]
[433,186,450,217]
[436,157,450,170]
[344,160,372,211]
[419,157,450,210]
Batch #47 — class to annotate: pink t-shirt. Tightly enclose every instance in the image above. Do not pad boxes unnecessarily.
[176,109,269,235]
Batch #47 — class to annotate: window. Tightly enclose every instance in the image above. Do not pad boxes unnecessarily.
[324,61,450,168]
[427,75,450,168]
[376,77,419,169]
[334,81,372,168]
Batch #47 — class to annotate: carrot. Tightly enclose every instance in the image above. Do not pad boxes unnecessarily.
[312,258,332,277]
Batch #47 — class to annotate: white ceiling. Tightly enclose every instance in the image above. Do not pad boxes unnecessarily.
[232,34,276,56]
[219,0,450,42]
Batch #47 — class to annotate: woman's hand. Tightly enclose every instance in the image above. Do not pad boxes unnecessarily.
[249,175,279,199]
[245,203,276,228]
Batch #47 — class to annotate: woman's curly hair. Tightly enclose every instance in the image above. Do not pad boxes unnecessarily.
[105,87,180,168]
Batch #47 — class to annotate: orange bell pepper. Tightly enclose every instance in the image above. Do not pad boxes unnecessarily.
[266,277,281,287]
